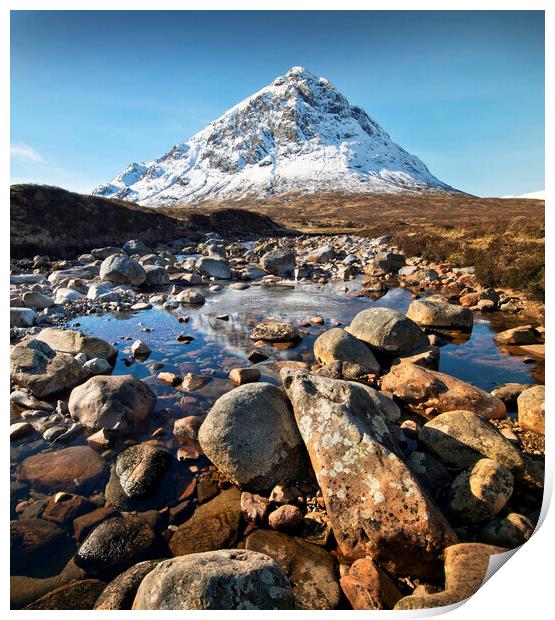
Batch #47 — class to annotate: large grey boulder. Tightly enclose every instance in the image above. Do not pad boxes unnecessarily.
[347,307,428,355]
[313,328,380,378]
[34,327,116,361]
[306,245,334,264]
[195,256,231,280]
[260,249,295,276]
[22,291,55,310]
[100,254,146,286]
[280,368,457,579]
[143,264,170,286]
[48,265,99,285]
[10,339,83,398]
[406,300,473,331]
[123,239,151,256]
[68,374,156,432]
[132,549,295,610]
[10,308,38,327]
[198,383,307,492]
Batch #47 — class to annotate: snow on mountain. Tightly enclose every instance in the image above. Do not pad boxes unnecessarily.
[502,190,545,200]
[93,66,458,206]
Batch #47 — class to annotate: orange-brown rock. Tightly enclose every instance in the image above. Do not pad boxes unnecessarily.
[340,558,402,610]
[381,363,506,419]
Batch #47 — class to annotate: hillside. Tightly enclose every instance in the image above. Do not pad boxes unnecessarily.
[10,184,286,258]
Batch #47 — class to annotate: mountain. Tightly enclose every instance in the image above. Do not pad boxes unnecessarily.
[93,66,458,206]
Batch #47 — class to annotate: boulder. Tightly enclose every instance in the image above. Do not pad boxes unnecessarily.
[245,530,341,610]
[406,299,473,331]
[196,256,231,280]
[394,543,505,609]
[87,282,119,302]
[176,290,205,305]
[517,385,545,435]
[100,254,146,286]
[94,560,161,609]
[22,291,55,310]
[250,322,301,343]
[24,579,106,610]
[75,515,158,578]
[347,308,428,355]
[280,369,458,578]
[340,558,402,610]
[268,504,304,533]
[381,363,506,419]
[16,446,107,493]
[448,458,513,524]
[48,265,99,285]
[493,325,542,346]
[168,487,242,557]
[131,339,151,358]
[11,519,71,577]
[10,339,84,398]
[407,451,452,498]
[123,239,151,256]
[260,249,295,276]
[367,251,405,274]
[91,246,122,260]
[478,512,535,548]
[54,287,83,304]
[306,245,334,263]
[10,307,38,327]
[68,374,156,432]
[198,383,307,492]
[313,328,380,379]
[418,410,529,478]
[132,549,294,609]
[114,444,171,499]
[34,327,116,360]
[229,367,260,385]
[82,357,111,375]
[491,383,533,411]
[143,264,170,286]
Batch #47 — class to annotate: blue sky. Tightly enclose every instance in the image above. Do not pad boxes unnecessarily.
[11,10,544,196]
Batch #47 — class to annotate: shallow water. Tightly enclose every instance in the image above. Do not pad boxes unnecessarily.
[72,277,542,394]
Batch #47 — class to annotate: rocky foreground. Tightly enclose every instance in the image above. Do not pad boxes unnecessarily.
[10,233,545,609]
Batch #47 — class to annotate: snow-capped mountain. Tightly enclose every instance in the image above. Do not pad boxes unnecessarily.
[93,66,457,206]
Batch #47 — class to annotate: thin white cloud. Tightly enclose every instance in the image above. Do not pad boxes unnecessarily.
[10,141,46,164]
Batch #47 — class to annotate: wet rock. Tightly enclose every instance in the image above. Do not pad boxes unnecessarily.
[73,505,119,542]
[280,369,457,578]
[229,367,260,385]
[68,374,156,432]
[173,415,203,444]
[42,493,94,525]
[517,385,545,435]
[100,253,147,286]
[10,307,38,327]
[114,444,172,499]
[181,372,210,390]
[75,515,158,578]
[260,249,295,276]
[246,529,340,610]
[448,459,513,524]
[394,543,505,609]
[131,339,151,358]
[176,289,205,305]
[268,504,304,532]
[24,579,106,610]
[406,299,473,331]
[94,560,161,609]
[418,410,529,478]
[478,512,535,548]
[198,383,307,492]
[250,321,301,343]
[34,327,116,360]
[168,487,242,556]
[313,327,380,379]
[11,519,72,576]
[196,256,231,279]
[133,549,294,610]
[347,307,428,355]
[248,349,269,363]
[381,363,506,419]
[493,325,542,346]
[340,558,402,610]
[17,446,107,493]
[158,371,182,386]
[240,491,271,525]
[10,339,83,398]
